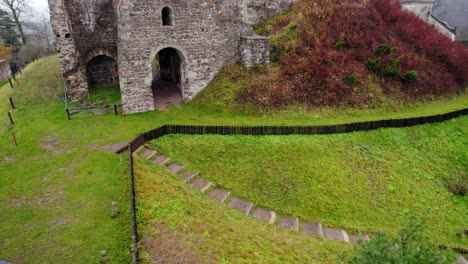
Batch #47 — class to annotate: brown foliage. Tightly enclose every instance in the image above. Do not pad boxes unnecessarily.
[0,41,12,61]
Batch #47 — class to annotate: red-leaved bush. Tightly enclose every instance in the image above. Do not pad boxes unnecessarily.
[238,0,467,108]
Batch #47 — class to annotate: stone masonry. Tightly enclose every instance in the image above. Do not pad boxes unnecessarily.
[240,36,270,68]
[48,0,297,114]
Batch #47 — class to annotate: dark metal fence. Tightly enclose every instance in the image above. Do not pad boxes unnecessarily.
[125,107,468,263]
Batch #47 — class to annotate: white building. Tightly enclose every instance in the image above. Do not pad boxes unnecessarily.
[400,0,457,41]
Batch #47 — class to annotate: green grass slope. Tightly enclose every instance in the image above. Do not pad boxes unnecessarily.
[150,117,468,251]
[135,158,353,263]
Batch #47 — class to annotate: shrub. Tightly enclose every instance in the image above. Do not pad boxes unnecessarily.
[375,44,396,55]
[367,57,381,73]
[335,41,345,50]
[345,74,358,86]
[444,177,467,197]
[382,65,400,77]
[350,215,454,263]
[402,71,418,83]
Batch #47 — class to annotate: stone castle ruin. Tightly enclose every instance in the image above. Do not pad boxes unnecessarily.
[48,0,296,114]
[49,0,456,115]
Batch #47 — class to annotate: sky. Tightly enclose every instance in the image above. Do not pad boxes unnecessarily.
[28,0,49,21]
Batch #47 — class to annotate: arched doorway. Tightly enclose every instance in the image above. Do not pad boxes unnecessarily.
[86,55,119,87]
[152,47,183,110]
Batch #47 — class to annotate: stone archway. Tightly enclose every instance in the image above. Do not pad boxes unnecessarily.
[152,47,185,110]
[86,55,119,87]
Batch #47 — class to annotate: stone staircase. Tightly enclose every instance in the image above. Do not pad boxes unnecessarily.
[135,145,371,244]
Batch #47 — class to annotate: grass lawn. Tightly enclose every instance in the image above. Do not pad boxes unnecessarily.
[0,56,466,262]
[149,117,468,251]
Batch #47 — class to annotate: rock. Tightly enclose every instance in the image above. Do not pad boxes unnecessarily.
[100,250,110,263]
[111,201,119,219]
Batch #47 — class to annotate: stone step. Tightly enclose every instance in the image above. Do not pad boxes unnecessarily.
[279,217,299,232]
[302,222,325,238]
[228,197,254,216]
[192,178,213,193]
[349,234,371,244]
[179,172,199,183]
[323,227,350,243]
[209,189,230,203]
[153,155,171,166]
[141,148,157,160]
[252,208,276,224]
[167,163,186,174]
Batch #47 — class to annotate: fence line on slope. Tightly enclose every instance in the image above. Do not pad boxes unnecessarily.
[125,107,468,263]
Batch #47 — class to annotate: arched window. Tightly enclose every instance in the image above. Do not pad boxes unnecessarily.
[162,7,173,26]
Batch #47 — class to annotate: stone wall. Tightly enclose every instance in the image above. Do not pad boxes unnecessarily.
[0,60,11,80]
[49,0,296,114]
[48,0,88,99]
[239,36,270,68]
[241,0,298,25]
[115,0,294,114]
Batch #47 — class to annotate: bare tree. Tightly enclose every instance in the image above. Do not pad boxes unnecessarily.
[0,0,30,44]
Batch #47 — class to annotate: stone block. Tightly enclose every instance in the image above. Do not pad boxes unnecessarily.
[303,222,324,238]
[252,208,276,224]
[280,217,299,231]
[323,227,350,243]
[167,163,185,174]
[179,172,199,183]
[192,178,212,193]
[228,197,254,216]
[209,189,230,203]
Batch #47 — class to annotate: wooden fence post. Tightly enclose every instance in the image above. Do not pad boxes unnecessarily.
[12,132,18,146]
[9,97,15,109]
[66,109,71,120]
[114,104,118,115]
[8,111,14,126]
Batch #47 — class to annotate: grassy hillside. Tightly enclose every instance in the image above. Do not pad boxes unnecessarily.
[135,158,353,263]
[194,0,467,114]
[149,118,468,251]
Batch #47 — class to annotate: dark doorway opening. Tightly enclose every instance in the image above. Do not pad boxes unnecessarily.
[152,48,183,110]
[162,7,173,26]
[86,55,119,87]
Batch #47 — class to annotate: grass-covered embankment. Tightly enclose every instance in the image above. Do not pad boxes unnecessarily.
[194,0,467,114]
[134,157,353,263]
[149,117,468,251]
